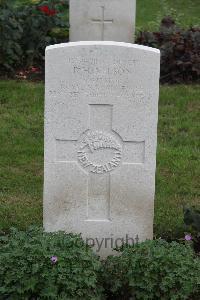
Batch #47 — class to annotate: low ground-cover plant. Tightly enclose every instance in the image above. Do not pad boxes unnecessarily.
[1,227,200,299]
[0,227,103,299]
[102,239,200,300]
[136,17,200,84]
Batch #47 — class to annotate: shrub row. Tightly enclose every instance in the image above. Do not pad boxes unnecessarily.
[0,227,200,299]
[0,1,200,84]
[136,16,200,84]
[0,0,68,77]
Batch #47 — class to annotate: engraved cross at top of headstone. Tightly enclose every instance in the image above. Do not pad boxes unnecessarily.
[56,104,145,222]
[91,6,113,41]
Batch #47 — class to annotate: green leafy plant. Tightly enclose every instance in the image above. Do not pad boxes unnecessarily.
[136,17,200,84]
[102,239,200,300]
[184,206,200,231]
[184,206,200,253]
[0,0,68,76]
[0,227,103,299]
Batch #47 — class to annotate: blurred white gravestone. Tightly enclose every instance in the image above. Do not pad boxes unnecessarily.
[44,41,160,257]
[70,0,136,42]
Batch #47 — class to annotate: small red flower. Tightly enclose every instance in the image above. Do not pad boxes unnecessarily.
[38,5,56,16]
[48,9,56,16]
[30,66,40,73]
[38,5,49,13]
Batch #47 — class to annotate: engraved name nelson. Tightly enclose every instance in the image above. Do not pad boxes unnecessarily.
[77,130,122,174]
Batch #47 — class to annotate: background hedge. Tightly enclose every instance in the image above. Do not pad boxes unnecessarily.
[0,0,199,83]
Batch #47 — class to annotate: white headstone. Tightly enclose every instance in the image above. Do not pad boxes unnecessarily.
[44,41,160,257]
[70,0,136,42]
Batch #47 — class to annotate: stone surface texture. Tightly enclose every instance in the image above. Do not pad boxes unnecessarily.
[70,0,136,42]
[44,41,160,257]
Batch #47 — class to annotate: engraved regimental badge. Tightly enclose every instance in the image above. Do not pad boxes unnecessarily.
[77,130,122,174]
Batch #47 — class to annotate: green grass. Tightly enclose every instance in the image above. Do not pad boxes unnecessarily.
[0,80,199,238]
[0,81,44,231]
[155,85,200,238]
[136,0,200,30]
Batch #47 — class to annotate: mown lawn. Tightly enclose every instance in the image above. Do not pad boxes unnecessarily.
[136,0,200,30]
[0,80,199,238]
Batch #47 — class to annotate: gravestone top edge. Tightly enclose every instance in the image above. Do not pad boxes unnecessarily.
[45,41,160,55]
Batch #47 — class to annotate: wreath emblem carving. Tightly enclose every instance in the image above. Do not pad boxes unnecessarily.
[77,130,122,174]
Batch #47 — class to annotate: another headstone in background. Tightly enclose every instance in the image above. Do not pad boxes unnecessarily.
[70,0,136,42]
[44,41,160,257]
